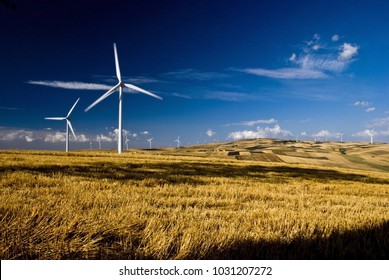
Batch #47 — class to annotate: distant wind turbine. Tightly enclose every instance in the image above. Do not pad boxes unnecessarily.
[147,137,153,149]
[125,136,129,150]
[45,98,80,152]
[175,136,181,148]
[84,43,163,154]
[370,129,375,144]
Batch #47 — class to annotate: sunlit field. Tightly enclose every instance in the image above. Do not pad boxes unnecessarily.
[1,142,388,259]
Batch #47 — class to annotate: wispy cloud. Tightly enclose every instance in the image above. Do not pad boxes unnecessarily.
[238,67,327,79]
[228,124,291,141]
[239,34,359,80]
[204,91,256,102]
[354,101,370,107]
[354,100,375,112]
[0,106,22,110]
[369,117,389,127]
[162,69,229,81]
[27,80,112,90]
[171,92,192,99]
[225,118,278,127]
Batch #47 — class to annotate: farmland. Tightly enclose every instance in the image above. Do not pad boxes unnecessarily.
[1,139,388,259]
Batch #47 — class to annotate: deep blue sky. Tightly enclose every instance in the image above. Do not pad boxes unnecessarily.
[1,0,389,150]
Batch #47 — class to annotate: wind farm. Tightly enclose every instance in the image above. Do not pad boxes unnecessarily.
[2,1,389,266]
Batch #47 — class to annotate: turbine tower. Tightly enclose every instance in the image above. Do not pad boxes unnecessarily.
[125,137,129,150]
[370,129,375,144]
[175,136,181,148]
[85,43,163,154]
[147,138,153,149]
[45,98,80,152]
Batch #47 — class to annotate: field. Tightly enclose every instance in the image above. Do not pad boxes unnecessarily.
[1,139,389,259]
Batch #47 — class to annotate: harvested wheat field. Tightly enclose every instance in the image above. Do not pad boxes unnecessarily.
[1,139,388,259]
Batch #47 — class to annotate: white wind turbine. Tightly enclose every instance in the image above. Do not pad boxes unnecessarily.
[45,98,80,152]
[84,43,163,154]
[339,133,344,143]
[369,129,375,144]
[125,136,129,150]
[147,137,153,149]
[175,136,181,148]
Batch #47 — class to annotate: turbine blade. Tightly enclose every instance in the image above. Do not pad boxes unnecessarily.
[124,83,163,100]
[45,117,66,120]
[113,43,121,82]
[67,98,80,118]
[67,120,76,139]
[85,83,120,112]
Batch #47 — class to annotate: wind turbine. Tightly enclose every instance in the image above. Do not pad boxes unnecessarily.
[175,136,181,148]
[84,43,163,154]
[125,137,129,150]
[370,129,375,144]
[45,98,80,152]
[147,137,153,149]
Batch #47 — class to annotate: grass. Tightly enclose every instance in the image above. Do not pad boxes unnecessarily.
[1,149,388,259]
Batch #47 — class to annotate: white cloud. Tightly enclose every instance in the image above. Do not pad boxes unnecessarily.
[206,129,216,137]
[0,129,38,142]
[353,129,374,137]
[96,134,113,142]
[354,101,370,107]
[240,118,277,126]
[241,35,359,81]
[298,54,348,72]
[239,67,327,79]
[369,117,389,127]
[338,43,359,61]
[140,131,149,135]
[162,69,228,81]
[312,130,341,140]
[313,130,331,138]
[332,34,340,42]
[204,91,255,101]
[25,136,35,142]
[76,134,90,142]
[45,132,66,143]
[289,53,297,62]
[171,92,192,99]
[28,80,112,90]
[354,101,375,112]
[0,106,21,110]
[228,125,291,140]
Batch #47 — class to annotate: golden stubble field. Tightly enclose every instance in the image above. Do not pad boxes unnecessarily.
[1,141,388,259]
